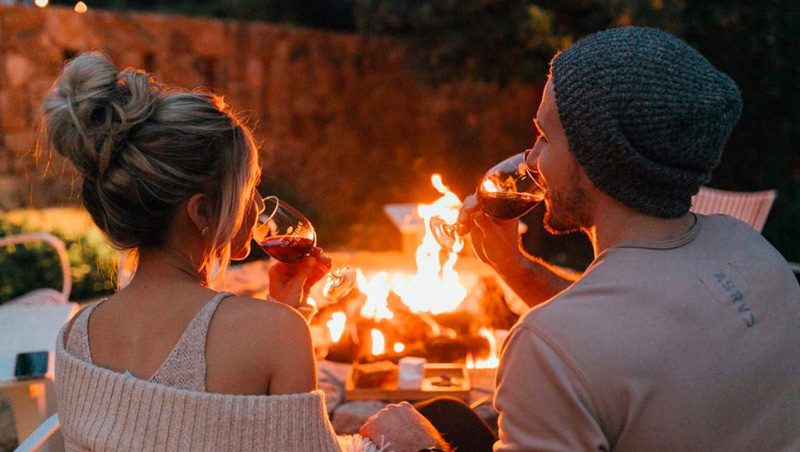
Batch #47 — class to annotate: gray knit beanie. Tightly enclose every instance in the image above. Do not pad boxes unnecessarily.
[550,26,743,218]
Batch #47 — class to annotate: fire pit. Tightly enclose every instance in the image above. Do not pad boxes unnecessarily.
[307,175,518,370]
[221,175,521,416]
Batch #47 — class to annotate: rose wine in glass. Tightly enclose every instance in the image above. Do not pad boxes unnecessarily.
[254,196,356,300]
[259,236,316,263]
[430,150,544,252]
[477,191,544,220]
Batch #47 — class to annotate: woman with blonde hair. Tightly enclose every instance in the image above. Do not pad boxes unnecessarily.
[44,53,445,451]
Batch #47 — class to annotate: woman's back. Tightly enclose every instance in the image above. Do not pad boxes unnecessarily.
[66,290,230,391]
[65,275,315,396]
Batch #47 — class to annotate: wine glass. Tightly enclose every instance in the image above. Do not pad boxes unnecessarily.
[253,196,356,301]
[430,149,545,252]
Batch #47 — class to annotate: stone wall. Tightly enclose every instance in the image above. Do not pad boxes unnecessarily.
[0,4,540,250]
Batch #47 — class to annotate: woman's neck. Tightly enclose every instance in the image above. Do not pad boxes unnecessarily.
[126,247,209,291]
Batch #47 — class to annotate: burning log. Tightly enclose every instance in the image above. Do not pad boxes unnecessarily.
[424,334,490,363]
[431,311,474,336]
[308,173,511,369]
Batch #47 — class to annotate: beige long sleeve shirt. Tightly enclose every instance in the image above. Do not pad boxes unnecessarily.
[494,214,800,451]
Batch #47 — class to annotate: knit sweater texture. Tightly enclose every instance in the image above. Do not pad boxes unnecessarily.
[55,302,381,451]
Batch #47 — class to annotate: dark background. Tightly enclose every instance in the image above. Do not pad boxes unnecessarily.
[38,0,800,268]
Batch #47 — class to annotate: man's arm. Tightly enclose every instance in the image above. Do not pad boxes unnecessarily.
[496,248,580,308]
[460,194,579,308]
[359,402,451,451]
[494,325,608,451]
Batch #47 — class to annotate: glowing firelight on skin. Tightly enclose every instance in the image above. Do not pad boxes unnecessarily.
[326,312,347,343]
[74,1,88,13]
[35,0,48,7]
[370,329,386,356]
[393,342,405,353]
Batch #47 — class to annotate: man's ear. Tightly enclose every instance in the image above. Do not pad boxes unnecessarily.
[186,193,212,234]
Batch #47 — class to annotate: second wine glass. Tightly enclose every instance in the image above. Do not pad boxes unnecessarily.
[253,196,356,301]
[430,149,545,253]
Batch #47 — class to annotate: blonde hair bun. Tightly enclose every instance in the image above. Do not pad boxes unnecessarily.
[43,53,159,179]
[42,53,259,270]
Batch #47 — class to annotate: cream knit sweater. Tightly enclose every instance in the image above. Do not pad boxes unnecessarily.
[55,331,381,451]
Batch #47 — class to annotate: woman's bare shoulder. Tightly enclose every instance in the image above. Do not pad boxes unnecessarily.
[212,295,310,347]
[206,295,315,394]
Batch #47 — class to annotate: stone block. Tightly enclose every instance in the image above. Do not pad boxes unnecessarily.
[0,175,26,209]
[42,7,91,50]
[0,90,30,129]
[3,131,37,157]
[4,53,35,89]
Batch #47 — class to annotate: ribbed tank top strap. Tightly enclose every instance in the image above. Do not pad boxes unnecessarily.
[64,301,105,363]
[147,291,233,391]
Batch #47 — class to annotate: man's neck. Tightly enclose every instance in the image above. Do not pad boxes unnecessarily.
[589,200,696,256]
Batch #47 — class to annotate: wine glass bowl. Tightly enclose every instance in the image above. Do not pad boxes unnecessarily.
[253,196,356,301]
[429,216,463,253]
[253,196,316,263]
[430,151,545,252]
[322,265,356,300]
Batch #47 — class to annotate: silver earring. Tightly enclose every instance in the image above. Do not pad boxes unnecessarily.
[201,227,210,236]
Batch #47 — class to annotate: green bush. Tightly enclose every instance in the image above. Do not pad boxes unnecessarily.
[0,209,118,304]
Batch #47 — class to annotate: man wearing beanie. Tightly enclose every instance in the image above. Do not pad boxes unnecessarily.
[360,26,800,451]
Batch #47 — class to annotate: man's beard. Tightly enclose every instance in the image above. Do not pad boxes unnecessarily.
[542,180,591,235]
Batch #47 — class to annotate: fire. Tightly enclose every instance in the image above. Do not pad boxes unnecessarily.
[389,174,466,314]
[315,173,503,368]
[326,312,347,343]
[358,270,394,321]
[470,327,500,369]
[371,329,386,356]
[352,174,468,316]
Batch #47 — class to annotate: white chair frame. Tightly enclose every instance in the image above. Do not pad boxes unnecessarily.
[13,414,59,452]
[0,232,72,304]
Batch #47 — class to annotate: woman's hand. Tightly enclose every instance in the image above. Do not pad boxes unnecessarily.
[359,402,449,451]
[458,193,522,274]
[268,247,332,309]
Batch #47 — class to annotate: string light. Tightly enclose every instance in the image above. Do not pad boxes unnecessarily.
[34,0,48,8]
[74,1,88,14]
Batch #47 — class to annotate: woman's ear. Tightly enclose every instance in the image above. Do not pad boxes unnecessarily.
[186,193,212,236]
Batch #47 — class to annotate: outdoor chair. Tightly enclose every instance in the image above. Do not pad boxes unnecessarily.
[0,232,77,450]
[690,186,776,233]
[13,414,59,452]
[0,233,71,306]
[690,186,799,278]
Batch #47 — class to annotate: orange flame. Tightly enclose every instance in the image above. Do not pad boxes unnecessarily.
[370,329,386,356]
[469,328,500,369]
[358,270,395,321]
[326,312,347,343]
[390,174,466,314]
